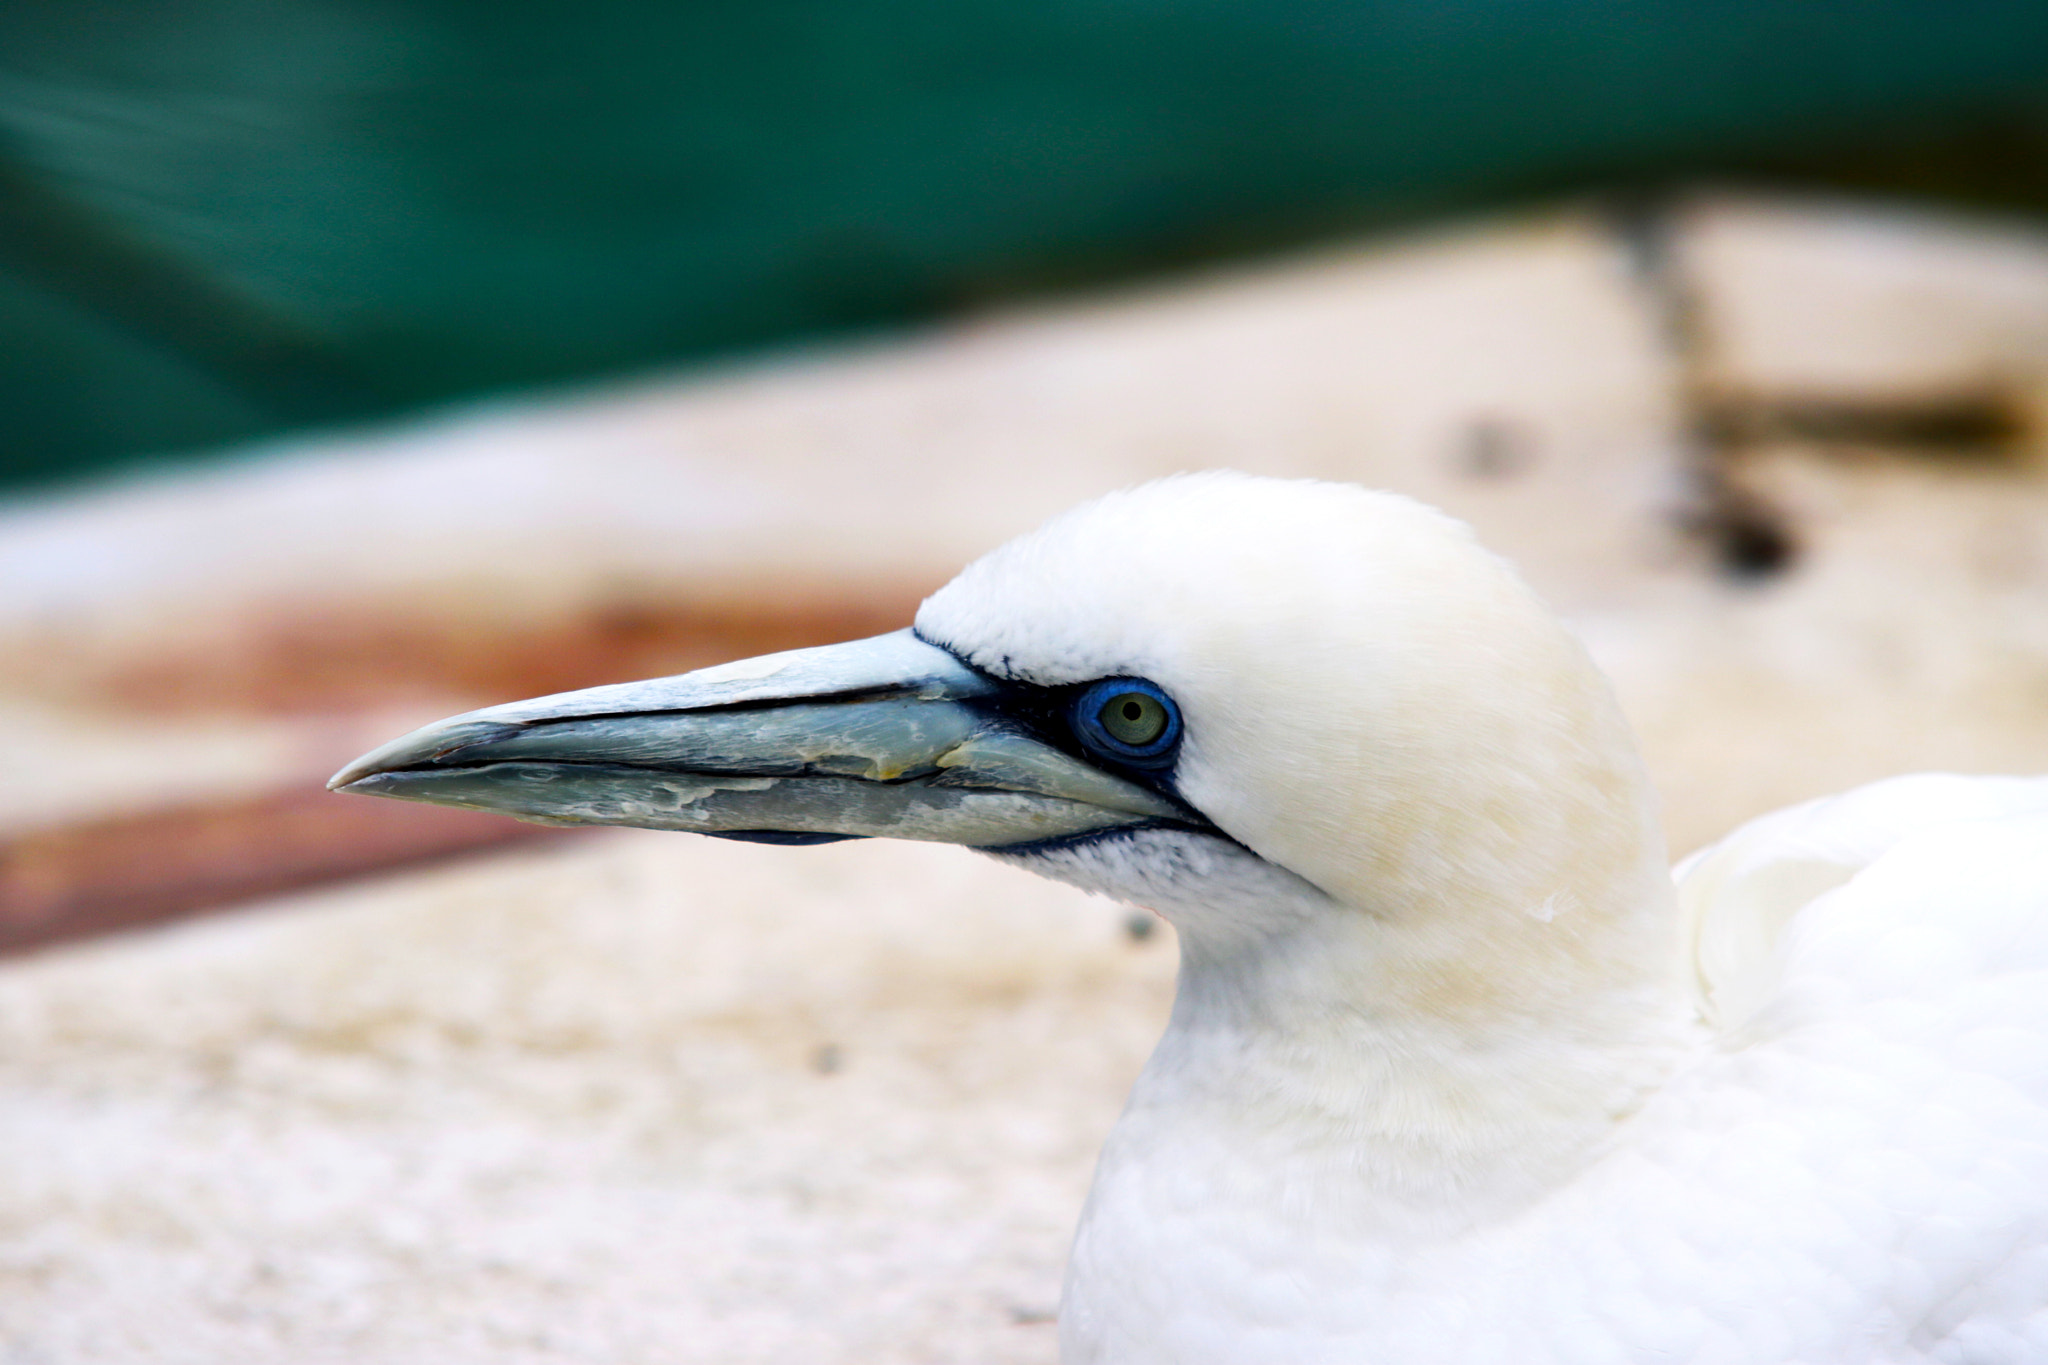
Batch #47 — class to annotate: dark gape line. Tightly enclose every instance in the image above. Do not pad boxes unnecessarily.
[701,830,867,846]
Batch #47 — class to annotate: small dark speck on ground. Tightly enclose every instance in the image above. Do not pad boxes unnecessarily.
[1010,1306,1058,1325]
[1459,417,1534,478]
[812,1043,843,1075]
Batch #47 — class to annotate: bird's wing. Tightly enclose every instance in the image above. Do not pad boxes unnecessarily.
[1673,773,2048,1031]
[1519,780,2048,1361]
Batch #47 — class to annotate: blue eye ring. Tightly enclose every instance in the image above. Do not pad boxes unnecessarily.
[1072,678,1182,768]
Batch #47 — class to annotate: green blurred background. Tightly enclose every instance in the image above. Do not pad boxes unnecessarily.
[4,0,2046,490]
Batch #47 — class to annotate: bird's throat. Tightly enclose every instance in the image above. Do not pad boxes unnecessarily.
[1123,854,1694,1238]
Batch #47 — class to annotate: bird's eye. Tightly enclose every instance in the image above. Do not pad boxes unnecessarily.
[1072,678,1182,767]
[1101,692,1167,745]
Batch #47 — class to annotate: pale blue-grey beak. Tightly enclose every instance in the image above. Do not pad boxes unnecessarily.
[329,629,1193,849]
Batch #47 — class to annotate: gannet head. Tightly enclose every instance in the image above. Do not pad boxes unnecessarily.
[337,472,1687,1215]
[917,475,1674,1001]
[335,473,1676,1025]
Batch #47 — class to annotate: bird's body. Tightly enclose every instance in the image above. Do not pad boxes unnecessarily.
[338,473,2048,1363]
[1058,783,2048,1364]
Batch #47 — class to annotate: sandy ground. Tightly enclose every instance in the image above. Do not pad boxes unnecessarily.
[6,195,2048,1362]
[1,836,1165,1364]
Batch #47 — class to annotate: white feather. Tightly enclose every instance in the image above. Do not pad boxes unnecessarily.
[913,472,2048,1364]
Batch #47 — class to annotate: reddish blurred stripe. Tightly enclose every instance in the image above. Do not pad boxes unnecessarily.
[0,583,936,955]
[11,586,934,716]
[0,787,584,957]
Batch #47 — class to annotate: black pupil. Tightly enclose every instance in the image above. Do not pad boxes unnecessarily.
[1121,701,1142,721]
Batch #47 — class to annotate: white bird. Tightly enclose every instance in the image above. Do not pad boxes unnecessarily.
[335,472,2048,1364]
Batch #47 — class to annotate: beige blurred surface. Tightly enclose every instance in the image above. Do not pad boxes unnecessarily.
[0,835,1168,1364]
[5,195,2048,1361]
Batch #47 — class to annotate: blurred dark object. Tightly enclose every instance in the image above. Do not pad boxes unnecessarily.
[3,0,2047,489]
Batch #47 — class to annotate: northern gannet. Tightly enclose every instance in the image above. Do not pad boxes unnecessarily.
[334,472,2048,1364]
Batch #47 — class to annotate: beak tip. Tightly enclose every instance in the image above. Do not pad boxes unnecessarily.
[327,759,383,793]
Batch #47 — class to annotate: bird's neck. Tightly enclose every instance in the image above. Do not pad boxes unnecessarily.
[1122,855,1694,1238]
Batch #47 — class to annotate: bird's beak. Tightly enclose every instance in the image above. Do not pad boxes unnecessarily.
[329,628,1189,848]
